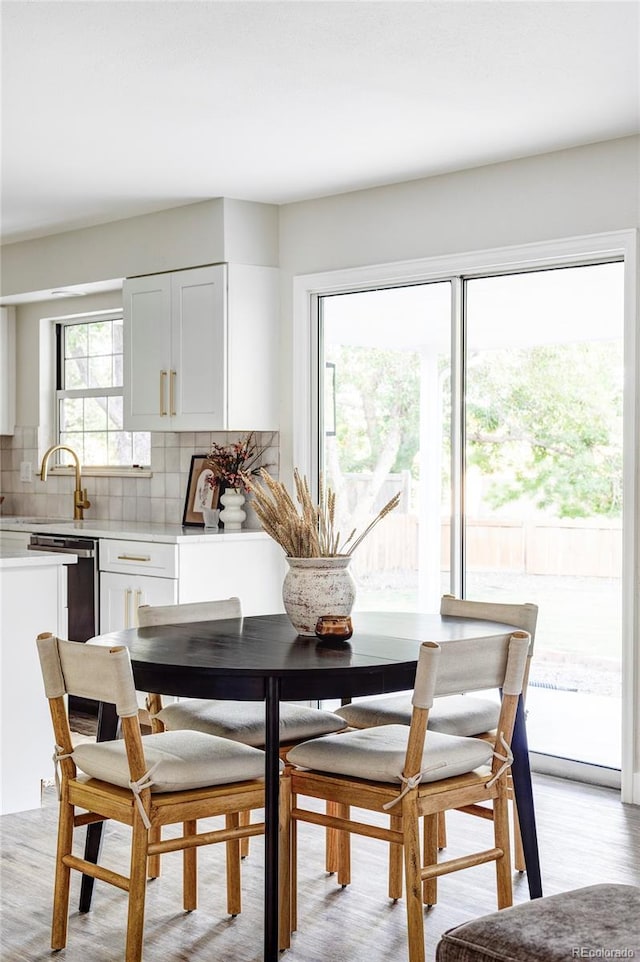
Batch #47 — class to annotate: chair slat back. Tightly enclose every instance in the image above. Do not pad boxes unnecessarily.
[412,630,531,704]
[137,597,241,628]
[406,630,530,779]
[440,595,538,651]
[36,632,139,718]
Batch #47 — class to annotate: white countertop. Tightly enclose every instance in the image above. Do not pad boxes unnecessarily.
[0,546,77,569]
[0,517,271,544]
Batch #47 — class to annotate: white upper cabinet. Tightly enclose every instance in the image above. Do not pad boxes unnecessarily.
[123,263,279,431]
[0,307,16,435]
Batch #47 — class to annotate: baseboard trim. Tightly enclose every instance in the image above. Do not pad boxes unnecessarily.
[530,751,621,790]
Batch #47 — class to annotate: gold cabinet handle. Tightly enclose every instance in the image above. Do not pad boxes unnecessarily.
[124,588,131,628]
[160,370,168,416]
[117,554,151,562]
[133,589,143,627]
[170,370,176,416]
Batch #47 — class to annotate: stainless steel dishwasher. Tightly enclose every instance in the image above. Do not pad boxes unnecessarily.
[29,533,100,714]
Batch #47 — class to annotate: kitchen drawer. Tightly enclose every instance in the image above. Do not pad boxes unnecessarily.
[99,539,178,578]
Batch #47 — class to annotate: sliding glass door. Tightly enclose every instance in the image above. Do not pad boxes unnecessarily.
[319,260,624,773]
[464,263,623,771]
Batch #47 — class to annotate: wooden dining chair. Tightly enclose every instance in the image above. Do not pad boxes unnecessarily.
[287,627,531,962]
[138,597,346,865]
[334,595,538,875]
[139,598,346,753]
[36,631,291,962]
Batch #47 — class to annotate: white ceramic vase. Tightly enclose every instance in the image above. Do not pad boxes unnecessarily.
[219,488,246,531]
[282,556,356,636]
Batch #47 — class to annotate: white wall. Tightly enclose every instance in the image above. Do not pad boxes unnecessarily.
[0,198,279,299]
[279,136,638,275]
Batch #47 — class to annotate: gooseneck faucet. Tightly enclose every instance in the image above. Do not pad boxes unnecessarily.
[40,444,91,520]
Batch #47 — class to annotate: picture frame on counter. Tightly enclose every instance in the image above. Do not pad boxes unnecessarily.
[182,454,220,527]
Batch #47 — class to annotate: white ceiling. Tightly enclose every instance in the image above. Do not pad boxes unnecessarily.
[2,0,639,246]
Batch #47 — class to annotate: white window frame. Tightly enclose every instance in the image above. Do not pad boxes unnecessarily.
[292,229,639,804]
[52,309,151,476]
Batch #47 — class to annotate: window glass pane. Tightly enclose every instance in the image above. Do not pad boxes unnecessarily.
[113,317,123,354]
[59,432,84,462]
[88,320,113,357]
[321,281,451,612]
[88,355,113,388]
[133,432,151,466]
[112,353,123,387]
[108,395,123,430]
[109,431,132,465]
[64,358,89,390]
[85,432,108,465]
[59,397,84,433]
[64,324,87,361]
[84,396,108,431]
[464,261,623,770]
[57,316,150,467]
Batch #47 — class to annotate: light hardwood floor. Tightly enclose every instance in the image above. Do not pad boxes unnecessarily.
[1,773,638,962]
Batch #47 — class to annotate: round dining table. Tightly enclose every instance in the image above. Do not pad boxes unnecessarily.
[81,610,542,962]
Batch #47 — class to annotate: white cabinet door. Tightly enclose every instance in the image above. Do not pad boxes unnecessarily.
[123,273,172,430]
[124,265,226,431]
[171,264,226,429]
[100,571,177,632]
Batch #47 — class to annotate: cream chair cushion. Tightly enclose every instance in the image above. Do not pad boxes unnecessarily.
[156,699,347,746]
[336,693,500,736]
[286,725,494,784]
[73,730,276,792]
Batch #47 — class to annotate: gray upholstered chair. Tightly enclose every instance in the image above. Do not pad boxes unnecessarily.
[436,884,640,962]
[36,631,290,962]
[288,626,531,962]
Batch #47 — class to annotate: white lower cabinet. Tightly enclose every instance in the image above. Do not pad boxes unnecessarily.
[98,533,285,712]
[99,538,179,631]
[100,572,178,631]
[98,534,285,633]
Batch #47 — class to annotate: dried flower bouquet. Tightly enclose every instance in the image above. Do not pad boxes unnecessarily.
[250,468,400,558]
[205,432,272,493]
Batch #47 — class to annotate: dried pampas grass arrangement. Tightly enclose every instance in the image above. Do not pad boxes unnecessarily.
[249,468,400,558]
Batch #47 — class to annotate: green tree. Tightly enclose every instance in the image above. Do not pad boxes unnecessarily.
[466,341,623,518]
[326,345,420,521]
[328,338,622,521]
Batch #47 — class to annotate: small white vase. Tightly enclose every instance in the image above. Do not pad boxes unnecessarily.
[282,556,356,636]
[219,488,246,531]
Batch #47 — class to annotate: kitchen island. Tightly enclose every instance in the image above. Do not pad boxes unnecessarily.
[0,546,76,814]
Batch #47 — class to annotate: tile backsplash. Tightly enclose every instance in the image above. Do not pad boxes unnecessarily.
[0,427,278,528]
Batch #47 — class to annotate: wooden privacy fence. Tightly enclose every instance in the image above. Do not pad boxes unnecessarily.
[350,515,622,579]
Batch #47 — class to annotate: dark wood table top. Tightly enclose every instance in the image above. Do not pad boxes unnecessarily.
[95,610,519,702]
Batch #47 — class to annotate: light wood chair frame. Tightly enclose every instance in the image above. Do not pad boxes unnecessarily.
[326,596,538,879]
[37,631,291,962]
[139,597,255,867]
[438,595,538,870]
[139,597,343,868]
[290,629,531,962]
